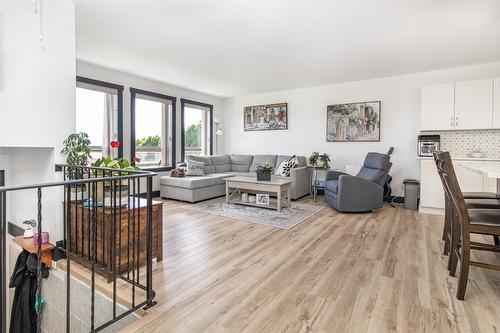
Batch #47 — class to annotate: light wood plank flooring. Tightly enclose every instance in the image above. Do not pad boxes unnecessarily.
[121,197,500,333]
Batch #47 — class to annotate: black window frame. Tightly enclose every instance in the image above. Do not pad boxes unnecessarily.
[76,75,124,158]
[130,87,177,172]
[180,98,214,162]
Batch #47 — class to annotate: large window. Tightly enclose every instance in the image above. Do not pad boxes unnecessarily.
[131,88,176,170]
[181,99,213,161]
[76,76,123,159]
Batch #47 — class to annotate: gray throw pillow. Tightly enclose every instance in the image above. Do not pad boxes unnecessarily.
[186,160,205,176]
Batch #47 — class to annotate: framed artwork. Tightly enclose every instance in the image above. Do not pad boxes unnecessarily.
[256,193,270,205]
[326,101,381,142]
[244,102,287,131]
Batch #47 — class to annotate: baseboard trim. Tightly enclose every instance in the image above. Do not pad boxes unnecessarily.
[419,206,444,215]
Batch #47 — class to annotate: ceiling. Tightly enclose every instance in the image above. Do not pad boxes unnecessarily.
[75,0,500,97]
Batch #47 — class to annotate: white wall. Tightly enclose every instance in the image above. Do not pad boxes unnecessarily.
[1,1,76,150]
[76,61,225,191]
[0,1,76,240]
[223,62,500,196]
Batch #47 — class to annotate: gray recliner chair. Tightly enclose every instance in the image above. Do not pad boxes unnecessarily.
[325,152,392,212]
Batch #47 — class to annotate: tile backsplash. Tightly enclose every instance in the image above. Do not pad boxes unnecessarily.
[426,129,500,158]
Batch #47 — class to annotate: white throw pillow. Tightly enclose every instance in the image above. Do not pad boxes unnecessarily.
[276,160,291,176]
[186,160,205,176]
[275,155,300,177]
[289,156,300,168]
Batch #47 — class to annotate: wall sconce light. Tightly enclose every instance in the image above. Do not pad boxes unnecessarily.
[214,118,223,154]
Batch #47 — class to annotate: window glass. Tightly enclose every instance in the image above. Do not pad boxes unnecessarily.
[134,94,173,168]
[183,104,211,160]
[76,86,118,160]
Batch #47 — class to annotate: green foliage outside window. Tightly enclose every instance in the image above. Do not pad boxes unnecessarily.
[185,122,201,148]
[136,135,161,148]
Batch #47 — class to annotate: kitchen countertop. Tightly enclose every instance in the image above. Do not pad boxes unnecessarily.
[457,162,500,178]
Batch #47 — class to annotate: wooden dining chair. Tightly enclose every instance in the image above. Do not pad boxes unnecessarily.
[435,151,500,300]
[433,152,500,259]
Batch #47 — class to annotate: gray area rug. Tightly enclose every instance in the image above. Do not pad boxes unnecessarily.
[183,198,325,229]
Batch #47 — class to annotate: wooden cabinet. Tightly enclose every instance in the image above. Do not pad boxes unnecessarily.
[420,159,445,209]
[454,79,493,130]
[420,84,455,130]
[494,78,500,128]
[420,159,499,212]
[420,78,496,131]
[69,198,163,280]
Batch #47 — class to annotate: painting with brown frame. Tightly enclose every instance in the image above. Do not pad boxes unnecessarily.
[244,102,288,131]
[326,101,381,142]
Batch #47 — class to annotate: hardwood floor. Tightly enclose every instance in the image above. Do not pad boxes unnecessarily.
[121,197,500,333]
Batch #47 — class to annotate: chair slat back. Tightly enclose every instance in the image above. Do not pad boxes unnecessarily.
[433,152,450,201]
[433,151,470,230]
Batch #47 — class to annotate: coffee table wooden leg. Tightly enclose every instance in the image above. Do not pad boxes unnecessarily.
[287,186,291,208]
[277,189,282,212]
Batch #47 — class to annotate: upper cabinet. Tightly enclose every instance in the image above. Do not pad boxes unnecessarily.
[420,83,455,130]
[420,78,497,131]
[454,79,493,130]
[494,78,500,128]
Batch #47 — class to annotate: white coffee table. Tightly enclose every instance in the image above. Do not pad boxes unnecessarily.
[224,176,293,212]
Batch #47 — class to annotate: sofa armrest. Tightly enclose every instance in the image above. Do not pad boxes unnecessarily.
[290,166,311,199]
[337,175,384,212]
[325,170,349,181]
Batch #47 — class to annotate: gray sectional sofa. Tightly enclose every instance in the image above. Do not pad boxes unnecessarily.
[160,154,310,203]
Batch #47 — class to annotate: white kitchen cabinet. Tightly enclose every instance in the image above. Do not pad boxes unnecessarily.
[454,79,493,130]
[494,78,500,128]
[420,84,455,131]
[420,159,445,209]
[419,159,500,213]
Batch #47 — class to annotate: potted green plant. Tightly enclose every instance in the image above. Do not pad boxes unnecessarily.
[256,162,274,181]
[92,156,141,206]
[309,152,331,168]
[61,133,92,201]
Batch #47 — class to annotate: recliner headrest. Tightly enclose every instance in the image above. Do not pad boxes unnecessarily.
[363,152,390,170]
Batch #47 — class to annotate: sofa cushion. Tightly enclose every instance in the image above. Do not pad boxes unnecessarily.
[210,155,230,165]
[160,175,216,189]
[211,173,234,185]
[230,154,254,165]
[250,155,278,173]
[231,164,250,172]
[204,165,216,174]
[186,154,212,165]
[296,156,307,167]
[186,155,214,174]
[230,154,253,172]
[210,155,231,173]
[186,160,205,176]
[325,180,338,194]
[226,171,257,177]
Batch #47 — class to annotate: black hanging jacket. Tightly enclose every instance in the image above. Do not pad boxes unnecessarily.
[9,250,38,333]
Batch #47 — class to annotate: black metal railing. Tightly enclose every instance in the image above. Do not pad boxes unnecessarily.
[0,165,158,333]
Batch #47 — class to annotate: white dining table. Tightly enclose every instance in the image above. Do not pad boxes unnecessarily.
[458,163,500,194]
